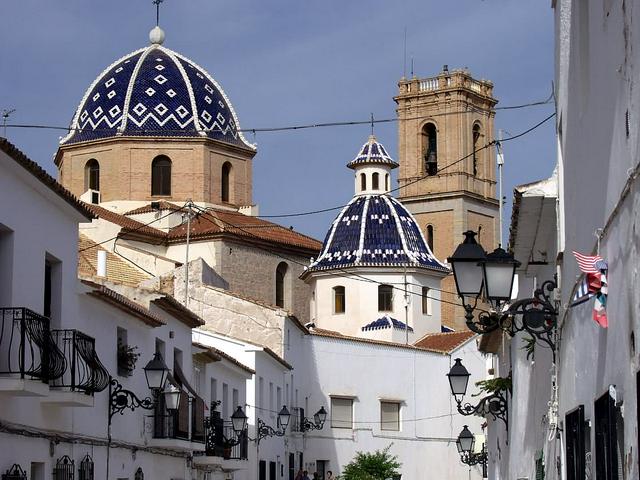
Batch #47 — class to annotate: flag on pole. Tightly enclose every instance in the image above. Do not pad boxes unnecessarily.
[572,251,607,273]
[570,251,608,328]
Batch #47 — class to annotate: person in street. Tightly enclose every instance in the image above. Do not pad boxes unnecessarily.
[302,471,311,480]
[326,471,335,480]
[294,470,304,480]
[312,473,318,480]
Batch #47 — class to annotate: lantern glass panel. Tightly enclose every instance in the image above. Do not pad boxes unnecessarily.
[483,262,516,303]
[451,261,484,301]
[278,406,291,429]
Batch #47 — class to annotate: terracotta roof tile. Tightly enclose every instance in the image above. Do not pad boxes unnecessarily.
[167,208,322,254]
[84,203,167,242]
[0,138,94,220]
[125,201,184,216]
[192,342,255,375]
[82,280,165,327]
[413,331,477,354]
[78,234,150,286]
[152,295,205,328]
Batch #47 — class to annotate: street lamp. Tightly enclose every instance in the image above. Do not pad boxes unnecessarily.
[448,231,558,355]
[251,405,292,444]
[446,358,508,426]
[455,426,487,475]
[231,406,249,435]
[108,353,179,424]
[300,406,328,432]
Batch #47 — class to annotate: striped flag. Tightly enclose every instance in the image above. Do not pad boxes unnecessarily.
[572,251,606,273]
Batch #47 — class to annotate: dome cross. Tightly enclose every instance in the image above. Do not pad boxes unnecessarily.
[153,0,164,27]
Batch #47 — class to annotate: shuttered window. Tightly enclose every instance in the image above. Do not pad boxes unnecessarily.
[380,401,400,431]
[331,397,353,429]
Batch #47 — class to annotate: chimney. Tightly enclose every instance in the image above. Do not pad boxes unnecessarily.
[97,250,107,277]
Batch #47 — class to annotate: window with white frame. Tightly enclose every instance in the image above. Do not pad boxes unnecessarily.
[380,401,400,431]
[421,287,432,315]
[331,397,353,429]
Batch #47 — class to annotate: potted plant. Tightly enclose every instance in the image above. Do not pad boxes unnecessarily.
[117,341,140,377]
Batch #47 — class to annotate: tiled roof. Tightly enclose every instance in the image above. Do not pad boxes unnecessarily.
[82,280,165,327]
[60,44,255,150]
[307,195,449,274]
[346,135,399,169]
[0,138,94,220]
[192,342,255,375]
[413,331,476,354]
[260,346,294,371]
[362,315,413,332]
[78,234,150,286]
[167,208,322,254]
[125,201,184,215]
[151,295,205,328]
[84,203,167,242]
[310,327,457,355]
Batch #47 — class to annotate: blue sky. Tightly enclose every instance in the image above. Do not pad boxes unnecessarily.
[0,1,555,243]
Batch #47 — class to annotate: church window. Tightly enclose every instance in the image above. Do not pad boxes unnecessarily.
[372,172,379,190]
[380,401,400,431]
[221,161,232,203]
[378,284,393,311]
[333,286,345,314]
[331,396,353,429]
[385,174,389,191]
[275,262,288,308]
[472,123,481,176]
[360,173,367,191]
[426,225,434,252]
[151,155,172,196]
[422,123,437,176]
[84,159,100,191]
[422,287,431,315]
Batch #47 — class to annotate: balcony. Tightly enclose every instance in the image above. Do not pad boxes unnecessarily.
[151,391,206,451]
[45,329,110,406]
[193,410,248,470]
[0,307,65,396]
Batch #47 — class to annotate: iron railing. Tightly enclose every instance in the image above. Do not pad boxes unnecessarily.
[50,329,109,394]
[153,391,205,443]
[204,412,248,460]
[0,307,65,382]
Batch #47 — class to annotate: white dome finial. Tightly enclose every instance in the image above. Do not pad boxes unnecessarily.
[149,26,165,45]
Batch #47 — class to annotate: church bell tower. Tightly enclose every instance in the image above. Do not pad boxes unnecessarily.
[394,66,499,331]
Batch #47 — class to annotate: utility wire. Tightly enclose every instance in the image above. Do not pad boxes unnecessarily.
[257,111,557,219]
[4,95,553,136]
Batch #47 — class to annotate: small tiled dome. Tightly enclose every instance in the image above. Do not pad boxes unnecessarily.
[308,193,448,272]
[61,31,254,149]
[346,135,399,169]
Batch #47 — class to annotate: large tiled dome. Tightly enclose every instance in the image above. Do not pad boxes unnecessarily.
[60,30,254,149]
[308,194,448,272]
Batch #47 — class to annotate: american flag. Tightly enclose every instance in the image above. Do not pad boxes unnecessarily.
[572,251,607,273]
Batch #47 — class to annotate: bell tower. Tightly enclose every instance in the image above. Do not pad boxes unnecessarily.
[394,66,499,330]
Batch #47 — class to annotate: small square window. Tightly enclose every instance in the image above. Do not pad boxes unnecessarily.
[380,401,400,431]
[331,397,353,429]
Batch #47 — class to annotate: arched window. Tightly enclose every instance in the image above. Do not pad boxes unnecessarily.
[360,173,367,191]
[221,162,232,203]
[422,123,437,176]
[378,284,393,312]
[151,155,172,196]
[472,123,481,176]
[372,172,379,190]
[385,174,389,191]
[84,159,100,191]
[333,286,345,314]
[275,262,288,308]
[426,225,434,252]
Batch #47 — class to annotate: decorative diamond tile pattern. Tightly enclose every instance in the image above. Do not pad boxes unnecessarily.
[347,135,399,169]
[308,192,448,272]
[62,46,252,148]
[362,316,413,332]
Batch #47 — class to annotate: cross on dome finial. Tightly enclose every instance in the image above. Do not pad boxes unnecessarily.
[149,0,166,44]
[153,0,164,27]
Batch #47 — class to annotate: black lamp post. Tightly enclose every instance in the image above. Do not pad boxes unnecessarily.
[300,406,328,432]
[251,405,291,444]
[108,353,179,424]
[456,426,488,475]
[448,231,558,355]
[231,406,249,435]
[446,358,508,426]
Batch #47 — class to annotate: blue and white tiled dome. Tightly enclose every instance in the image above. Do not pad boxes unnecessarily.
[309,194,448,272]
[61,29,254,149]
[347,135,399,169]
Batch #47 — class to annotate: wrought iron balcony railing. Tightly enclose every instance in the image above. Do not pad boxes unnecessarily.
[204,412,248,460]
[153,391,205,443]
[50,329,110,394]
[0,307,65,383]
